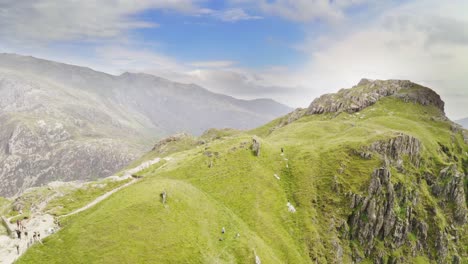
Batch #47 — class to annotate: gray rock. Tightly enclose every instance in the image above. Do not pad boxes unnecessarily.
[306,79,444,115]
[251,136,261,157]
[368,133,421,167]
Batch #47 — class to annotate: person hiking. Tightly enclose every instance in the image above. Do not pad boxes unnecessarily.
[16,229,21,239]
[15,244,20,255]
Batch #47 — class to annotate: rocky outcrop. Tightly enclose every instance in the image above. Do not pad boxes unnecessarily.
[270,108,307,131]
[348,168,397,255]
[431,165,467,225]
[306,79,445,115]
[251,136,261,156]
[152,133,191,152]
[367,134,422,168]
[346,166,451,263]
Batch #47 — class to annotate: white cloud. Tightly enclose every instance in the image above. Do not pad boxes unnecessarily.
[0,0,199,42]
[232,0,370,22]
[214,8,263,22]
[189,60,237,68]
[288,0,468,119]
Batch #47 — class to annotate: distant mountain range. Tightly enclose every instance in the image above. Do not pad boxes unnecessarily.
[456,118,468,128]
[0,53,292,196]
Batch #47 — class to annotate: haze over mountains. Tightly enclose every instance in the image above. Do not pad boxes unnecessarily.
[456,118,468,129]
[0,53,291,197]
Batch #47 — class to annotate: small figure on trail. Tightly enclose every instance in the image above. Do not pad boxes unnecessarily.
[16,220,20,229]
[33,232,37,241]
[221,227,225,234]
[160,191,167,204]
[15,244,20,255]
[281,147,284,153]
[25,230,28,238]
[16,229,21,239]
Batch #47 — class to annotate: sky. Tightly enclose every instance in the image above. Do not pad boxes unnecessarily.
[0,0,467,119]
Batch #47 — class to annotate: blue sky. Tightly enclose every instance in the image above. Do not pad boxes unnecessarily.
[132,9,305,69]
[0,0,467,119]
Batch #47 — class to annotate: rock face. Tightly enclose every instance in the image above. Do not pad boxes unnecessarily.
[431,165,467,225]
[345,133,467,263]
[306,79,445,115]
[368,133,422,167]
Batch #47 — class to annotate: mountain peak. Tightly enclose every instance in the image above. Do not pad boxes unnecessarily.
[306,79,445,115]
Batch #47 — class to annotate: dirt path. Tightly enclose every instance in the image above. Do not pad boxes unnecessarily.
[60,157,164,218]
[0,157,165,264]
[59,178,137,218]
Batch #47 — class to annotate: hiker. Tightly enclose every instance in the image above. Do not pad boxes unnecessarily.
[16,229,21,239]
[160,191,167,204]
[15,244,20,255]
[33,232,37,242]
[281,147,284,153]
[221,227,225,234]
[25,230,28,238]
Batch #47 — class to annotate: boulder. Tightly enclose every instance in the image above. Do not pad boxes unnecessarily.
[251,136,261,156]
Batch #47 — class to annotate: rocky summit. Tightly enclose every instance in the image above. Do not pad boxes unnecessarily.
[4,79,465,264]
[306,79,445,115]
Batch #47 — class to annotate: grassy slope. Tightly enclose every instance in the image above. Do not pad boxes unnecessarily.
[18,98,468,263]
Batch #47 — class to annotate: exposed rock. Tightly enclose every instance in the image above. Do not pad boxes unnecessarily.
[271,108,307,131]
[251,136,261,156]
[348,167,397,255]
[306,79,445,115]
[435,231,448,264]
[432,165,467,225]
[367,133,421,167]
[462,130,468,144]
[152,133,190,152]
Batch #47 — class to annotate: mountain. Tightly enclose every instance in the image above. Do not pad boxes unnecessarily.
[456,118,468,129]
[0,53,292,197]
[11,79,467,263]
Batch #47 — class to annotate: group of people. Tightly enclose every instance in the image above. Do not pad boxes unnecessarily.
[13,218,43,255]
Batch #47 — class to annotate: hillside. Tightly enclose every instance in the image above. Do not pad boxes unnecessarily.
[0,53,291,196]
[9,79,468,263]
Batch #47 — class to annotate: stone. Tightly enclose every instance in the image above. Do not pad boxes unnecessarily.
[251,136,261,156]
[306,79,444,115]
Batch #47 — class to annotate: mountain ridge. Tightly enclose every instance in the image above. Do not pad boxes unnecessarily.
[0,53,292,196]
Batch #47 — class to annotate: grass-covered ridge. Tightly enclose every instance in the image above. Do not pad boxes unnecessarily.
[17,95,468,263]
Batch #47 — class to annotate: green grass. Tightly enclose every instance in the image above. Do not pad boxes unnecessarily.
[46,179,132,216]
[17,97,468,263]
